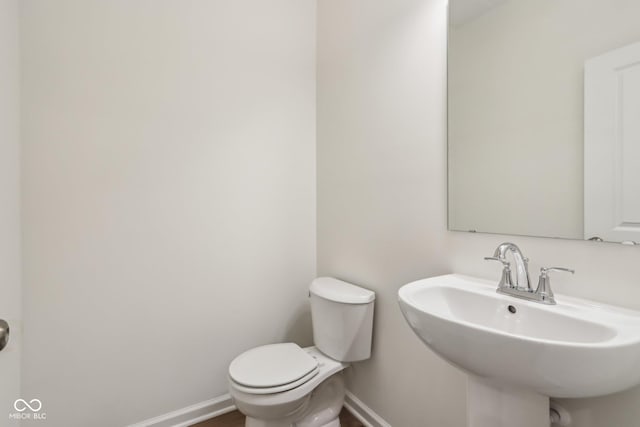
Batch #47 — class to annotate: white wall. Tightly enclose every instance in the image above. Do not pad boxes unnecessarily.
[317,0,640,426]
[20,1,316,425]
[448,0,640,239]
[318,1,467,425]
[0,0,21,422]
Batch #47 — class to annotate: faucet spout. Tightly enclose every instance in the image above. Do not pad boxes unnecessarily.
[492,242,532,292]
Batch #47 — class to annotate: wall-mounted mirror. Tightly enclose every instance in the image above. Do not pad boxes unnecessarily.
[448,0,640,244]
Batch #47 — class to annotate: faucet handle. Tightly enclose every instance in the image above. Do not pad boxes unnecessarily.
[484,257,513,289]
[540,267,575,276]
[536,267,574,304]
[484,256,510,267]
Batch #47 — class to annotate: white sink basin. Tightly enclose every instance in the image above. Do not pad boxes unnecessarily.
[398,274,640,398]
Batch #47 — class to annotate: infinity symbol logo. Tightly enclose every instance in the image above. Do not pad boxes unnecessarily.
[13,399,42,412]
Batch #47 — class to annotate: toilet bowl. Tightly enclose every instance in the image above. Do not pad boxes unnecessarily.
[227,278,375,427]
[229,346,347,427]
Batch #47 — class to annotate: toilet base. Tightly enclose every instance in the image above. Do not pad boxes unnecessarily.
[243,374,345,427]
[245,417,340,427]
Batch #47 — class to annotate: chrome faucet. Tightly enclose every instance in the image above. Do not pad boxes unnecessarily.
[484,243,574,305]
[484,242,531,291]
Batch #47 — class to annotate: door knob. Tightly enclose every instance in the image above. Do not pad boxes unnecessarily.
[0,319,9,352]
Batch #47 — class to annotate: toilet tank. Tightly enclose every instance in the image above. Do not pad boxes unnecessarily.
[309,277,375,362]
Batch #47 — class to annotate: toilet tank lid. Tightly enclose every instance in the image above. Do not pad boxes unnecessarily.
[310,277,375,304]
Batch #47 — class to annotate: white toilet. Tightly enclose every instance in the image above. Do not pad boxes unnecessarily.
[228,277,375,427]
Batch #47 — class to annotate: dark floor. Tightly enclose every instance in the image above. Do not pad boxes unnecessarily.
[192,408,363,427]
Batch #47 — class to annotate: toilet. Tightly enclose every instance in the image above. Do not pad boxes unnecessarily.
[228,277,375,427]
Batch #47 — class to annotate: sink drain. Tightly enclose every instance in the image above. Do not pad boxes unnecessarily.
[507,305,517,314]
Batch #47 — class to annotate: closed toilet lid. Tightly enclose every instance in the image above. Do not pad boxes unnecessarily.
[229,343,319,389]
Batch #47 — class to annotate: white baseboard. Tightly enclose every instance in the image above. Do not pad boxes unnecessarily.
[344,391,392,427]
[127,390,389,427]
[127,394,236,427]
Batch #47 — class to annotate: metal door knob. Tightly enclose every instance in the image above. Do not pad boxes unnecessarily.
[0,319,9,352]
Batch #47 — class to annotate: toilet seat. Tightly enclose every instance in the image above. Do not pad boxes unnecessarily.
[231,367,320,395]
[229,343,319,394]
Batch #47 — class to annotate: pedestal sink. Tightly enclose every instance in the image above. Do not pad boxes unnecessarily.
[398,274,640,427]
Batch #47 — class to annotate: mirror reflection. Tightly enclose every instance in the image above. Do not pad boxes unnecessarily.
[448,0,640,244]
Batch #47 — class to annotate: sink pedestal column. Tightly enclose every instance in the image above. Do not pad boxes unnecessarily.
[467,376,549,427]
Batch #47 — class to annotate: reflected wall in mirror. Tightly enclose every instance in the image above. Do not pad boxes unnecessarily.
[448,0,640,244]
